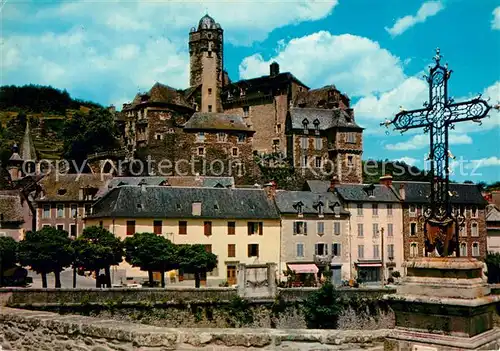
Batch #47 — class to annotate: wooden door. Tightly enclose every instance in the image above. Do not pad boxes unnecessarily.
[227,265,237,285]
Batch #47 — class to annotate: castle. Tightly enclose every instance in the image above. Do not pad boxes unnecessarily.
[120,14,364,184]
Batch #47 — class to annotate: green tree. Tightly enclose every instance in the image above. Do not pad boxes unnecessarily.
[484,252,500,284]
[72,226,123,288]
[124,232,178,287]
[178,244,217,288]
[0,237,18,287]
[62,108,120,166]
[18,227,74,288]
[302,282,342,329]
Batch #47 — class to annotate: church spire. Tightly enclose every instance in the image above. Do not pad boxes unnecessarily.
[20,120,36,161]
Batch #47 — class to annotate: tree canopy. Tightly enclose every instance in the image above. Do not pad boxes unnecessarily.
[178,244,217,288]
[18,227,74,288]
[0,236,18,286]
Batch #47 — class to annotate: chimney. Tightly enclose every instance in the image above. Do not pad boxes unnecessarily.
[329,176,339,192]
[264,181,277,199]
[399,184,406,201]
[379,174,393,187]
[270,62,280,77]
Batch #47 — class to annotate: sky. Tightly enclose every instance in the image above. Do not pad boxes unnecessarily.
[1,0,499,183]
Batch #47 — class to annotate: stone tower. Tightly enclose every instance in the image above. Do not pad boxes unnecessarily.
[189,14,223,112]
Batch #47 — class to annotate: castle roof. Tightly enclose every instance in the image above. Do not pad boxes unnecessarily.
[198,14,221,30]
[125,83,194,110]
[184,112,254,133]
[288,107,362,130]
[293,85,350,109]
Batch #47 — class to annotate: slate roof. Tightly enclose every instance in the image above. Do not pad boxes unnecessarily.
[304,180,331,193]
[289,107,362,131]
[0,190,24,223]
[89,186,280,220]
[223,72,309,97]
[393,181,488,205]
[125,83,193,110]
[275,190,349,215]
[334,184,400,203]
[184,112,254,132]
[487,205,500,222]
[36,174,113,202]
[293,85,350,108]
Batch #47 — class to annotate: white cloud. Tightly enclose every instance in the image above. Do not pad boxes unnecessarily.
[386,1,444,37]
[396,157,419,166]
[239,31,406,97]
[464,156,500,170]
[385,133,472,151]
[492,7,500,30]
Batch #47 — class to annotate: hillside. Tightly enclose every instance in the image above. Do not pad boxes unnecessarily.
[362,159,429,183]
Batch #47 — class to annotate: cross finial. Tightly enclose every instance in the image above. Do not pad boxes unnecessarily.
[205,7,208,15]
[434,48,441,64]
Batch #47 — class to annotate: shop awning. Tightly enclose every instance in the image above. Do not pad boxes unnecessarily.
[356,262,382,267]
[287,263,319,274]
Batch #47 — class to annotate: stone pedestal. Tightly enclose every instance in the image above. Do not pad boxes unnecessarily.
[385,258,500,351]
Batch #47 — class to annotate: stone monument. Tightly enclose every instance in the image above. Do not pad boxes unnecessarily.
[382,49,500,350]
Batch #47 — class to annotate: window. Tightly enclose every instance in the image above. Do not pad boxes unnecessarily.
[296,243,304,258]
[204,221,212,236]
[57,204,64,218]
[243,106,249,117]
[315,137,322,150]
[460,224,467,237]
[372,204,378,216]
[346,133,356,143]
[317,222,324,235]
[471,206,478,218]
[357,204,363,216]
[460,242,467,257]
[409,205,416,217]
[57,224,64,231]
[43,205,51,218]
[303,120,309,134]
[70,224,77,237]
[197,147,205,156]
[294,221,307,235]
[471,222,479,237]
[334,222,341,235]
[387,223,393,236]
[70,204,77,218]
[347,155,354,167]
[208,88,212,95]
[315,157,322,168]
[387,204,393,216]
[217,132,227,142]
[248,244,259,257]
[84,204,92,215]
[179,221,187,235]
[317,203,324,217]
[155,133,162,140]
[154,220,162,235]
[373,223,379,237]
[373,245,380,259]
[232,147,239,157]
[315,243,328,256]
[237,134,245,143]
[301,136,308,150]
[228,244,236,257]
[248,222,263,235]
[126,220,136,236]
[472,243,480,257]
[208,105,212,112]
[204,244,212,254]
[410,243,418,257]
[358,245,364,259]
[332,243,341,257]
[197,132,205,142]
[410,223,417,236]
[387,244,394,259]
[228,221,236,235]
[276,124,282,133]
[357,223,364,237]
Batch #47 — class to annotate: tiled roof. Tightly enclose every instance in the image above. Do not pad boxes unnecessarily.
[392,181,488,205]
[335,184,400,203]
[289,107,362,130]
[487,205,500,222]
[89,186,280,220]
[125,83,193,110]
[275,190,349,215]
[184,112,253,132]
[0,190,24,223]
[36,174,113,202]
[293,85,349,108]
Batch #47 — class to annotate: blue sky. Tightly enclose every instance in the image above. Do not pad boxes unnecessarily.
[1,0,499,183]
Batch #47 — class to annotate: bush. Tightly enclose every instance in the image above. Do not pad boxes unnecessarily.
[387,277,395,284]
[484,252,500,284]
[391,271,401,279]
[302,282,341,329]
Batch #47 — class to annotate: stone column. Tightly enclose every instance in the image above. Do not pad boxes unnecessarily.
[237,264,246,297]
[267,263,277,298]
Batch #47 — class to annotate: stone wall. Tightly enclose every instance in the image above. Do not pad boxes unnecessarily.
[0,307,389,350]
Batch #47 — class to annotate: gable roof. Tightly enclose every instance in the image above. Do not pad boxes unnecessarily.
[293,85,350,108]
[392,181,488,205]
[275,190,349,215]
[184,112,254,132]
[36,174,113,202]
[89,186,280,220]
[0,190,25,223]
[487,205,500,222]
[334,184,400,203]
[289,107,362,131]
[125,83,194,110]
[224,72,309,92]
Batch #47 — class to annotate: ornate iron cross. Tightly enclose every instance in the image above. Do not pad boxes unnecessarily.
[382,48,494,257]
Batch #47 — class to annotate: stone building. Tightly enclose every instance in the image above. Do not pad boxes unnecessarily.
[0,190,33,240]
[486,204,500,253]
[120,14,363,184]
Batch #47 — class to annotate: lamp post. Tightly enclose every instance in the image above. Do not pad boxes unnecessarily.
[380,227,385,287]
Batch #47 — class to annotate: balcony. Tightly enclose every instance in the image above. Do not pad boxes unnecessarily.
[314,254,332,265]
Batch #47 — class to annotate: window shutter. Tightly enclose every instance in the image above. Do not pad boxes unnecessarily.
[324,244,328,255]
[256,245,260,257]
[304,222,308,235]
[338,243,341,256]
[247,245,251,257]
[315,244,319,255]
[258,222,263,235]
[247,223,252,235]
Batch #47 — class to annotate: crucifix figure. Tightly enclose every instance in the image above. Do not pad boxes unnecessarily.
[382,48,497,257]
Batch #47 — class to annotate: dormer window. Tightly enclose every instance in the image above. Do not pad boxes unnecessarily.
[293,201,304,217]
[363,184,375,198]
[313,119,320,135]
[302,119,309,135]
[314,200,324,218]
